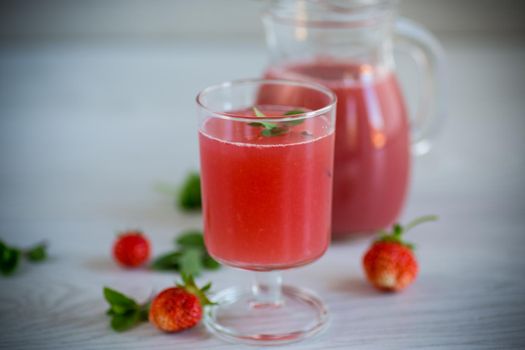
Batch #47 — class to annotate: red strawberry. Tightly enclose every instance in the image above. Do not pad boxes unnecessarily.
[363,215,437,292]
[149,274,213,332]
[113,231,151,268]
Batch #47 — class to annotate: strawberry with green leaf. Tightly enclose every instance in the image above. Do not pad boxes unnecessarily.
[149,274,214,333]
[363,215,438,292]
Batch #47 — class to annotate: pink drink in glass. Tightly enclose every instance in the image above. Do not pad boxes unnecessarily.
[199,106,334,269]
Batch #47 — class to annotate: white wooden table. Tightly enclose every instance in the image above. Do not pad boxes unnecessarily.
[1,38,525,349]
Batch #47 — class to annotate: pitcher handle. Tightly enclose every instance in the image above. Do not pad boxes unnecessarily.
[394,17,447,156]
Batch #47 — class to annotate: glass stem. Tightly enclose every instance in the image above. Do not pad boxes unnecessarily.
[251,271,283,306]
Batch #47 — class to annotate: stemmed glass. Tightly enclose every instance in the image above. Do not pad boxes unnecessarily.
[196,79,336,345]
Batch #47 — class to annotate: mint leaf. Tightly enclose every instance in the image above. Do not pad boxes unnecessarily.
[252,107,278,130]
[151,231,220,274]
[252,106,266,118]
[103,287,148,332]
[283,109,305,115]
[0,241,21,276]
[284,119,304,126]
[150,251,181,271]
[103,287,138,310]
[249,121,284,129]
[262,126,288,137]
[140,307,149,321]
[203,253,220,270]
[248,122,265,127]
[111,310,143,332]
[1,240,50,276]
[249,107,307,137]
[178,172,201,211]
[179,249,203,277]
[25,243,47,262]
[284,109,305,126]
[176,231,205,248]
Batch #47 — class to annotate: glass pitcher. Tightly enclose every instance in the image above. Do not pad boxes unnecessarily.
[262,0,445,236]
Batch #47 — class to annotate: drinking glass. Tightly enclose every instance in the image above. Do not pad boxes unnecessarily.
[196,79,336,345]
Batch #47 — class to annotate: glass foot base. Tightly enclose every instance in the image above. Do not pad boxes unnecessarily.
[204,285,329,345]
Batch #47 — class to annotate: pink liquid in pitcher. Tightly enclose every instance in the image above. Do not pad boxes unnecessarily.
[265,60,410,235]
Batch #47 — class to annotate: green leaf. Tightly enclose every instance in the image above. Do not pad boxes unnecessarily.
[106,309,116,316]
[284,119,304,126]
[393,224,403,236]
[178,274,215,307]
[103,287,149,332]
[376,215,438,250]
[258,121,278,129]
[261,126,289,137]
[283,109,305,127]
[252,106,265,117]
[103,287,138,311]
[378,234,402,245]
[178,172,201,211]
[283,109,305,115]
[151,230,220,273]
[109,304,134,315]
[250,106,303,137]
[110,310,143,332]
[201,282,212,292]
[140,307,149,321]
[202,253,220,270]
[179,249,203,277]
[176,231,205,248]
[0,241,21,276]
[251,107,278,130]
[248,120,277,130]
[150,251,181,271]
[26,243,47,262]
[248,122,265,127]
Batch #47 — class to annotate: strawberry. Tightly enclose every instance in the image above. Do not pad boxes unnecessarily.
[149,274,214,332]
[363,215,437,292]
[113,230,151,268]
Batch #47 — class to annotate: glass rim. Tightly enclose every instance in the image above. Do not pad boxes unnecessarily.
[195,78,337,123]
[262,0,395,28]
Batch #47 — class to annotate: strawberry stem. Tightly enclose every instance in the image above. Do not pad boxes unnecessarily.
[377,214,438,250]
[404,215,438,233]
[393,224,403,236]
[178,273,215,306]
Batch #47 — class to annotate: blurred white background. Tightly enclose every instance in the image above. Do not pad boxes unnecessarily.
[0,0,524,43]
